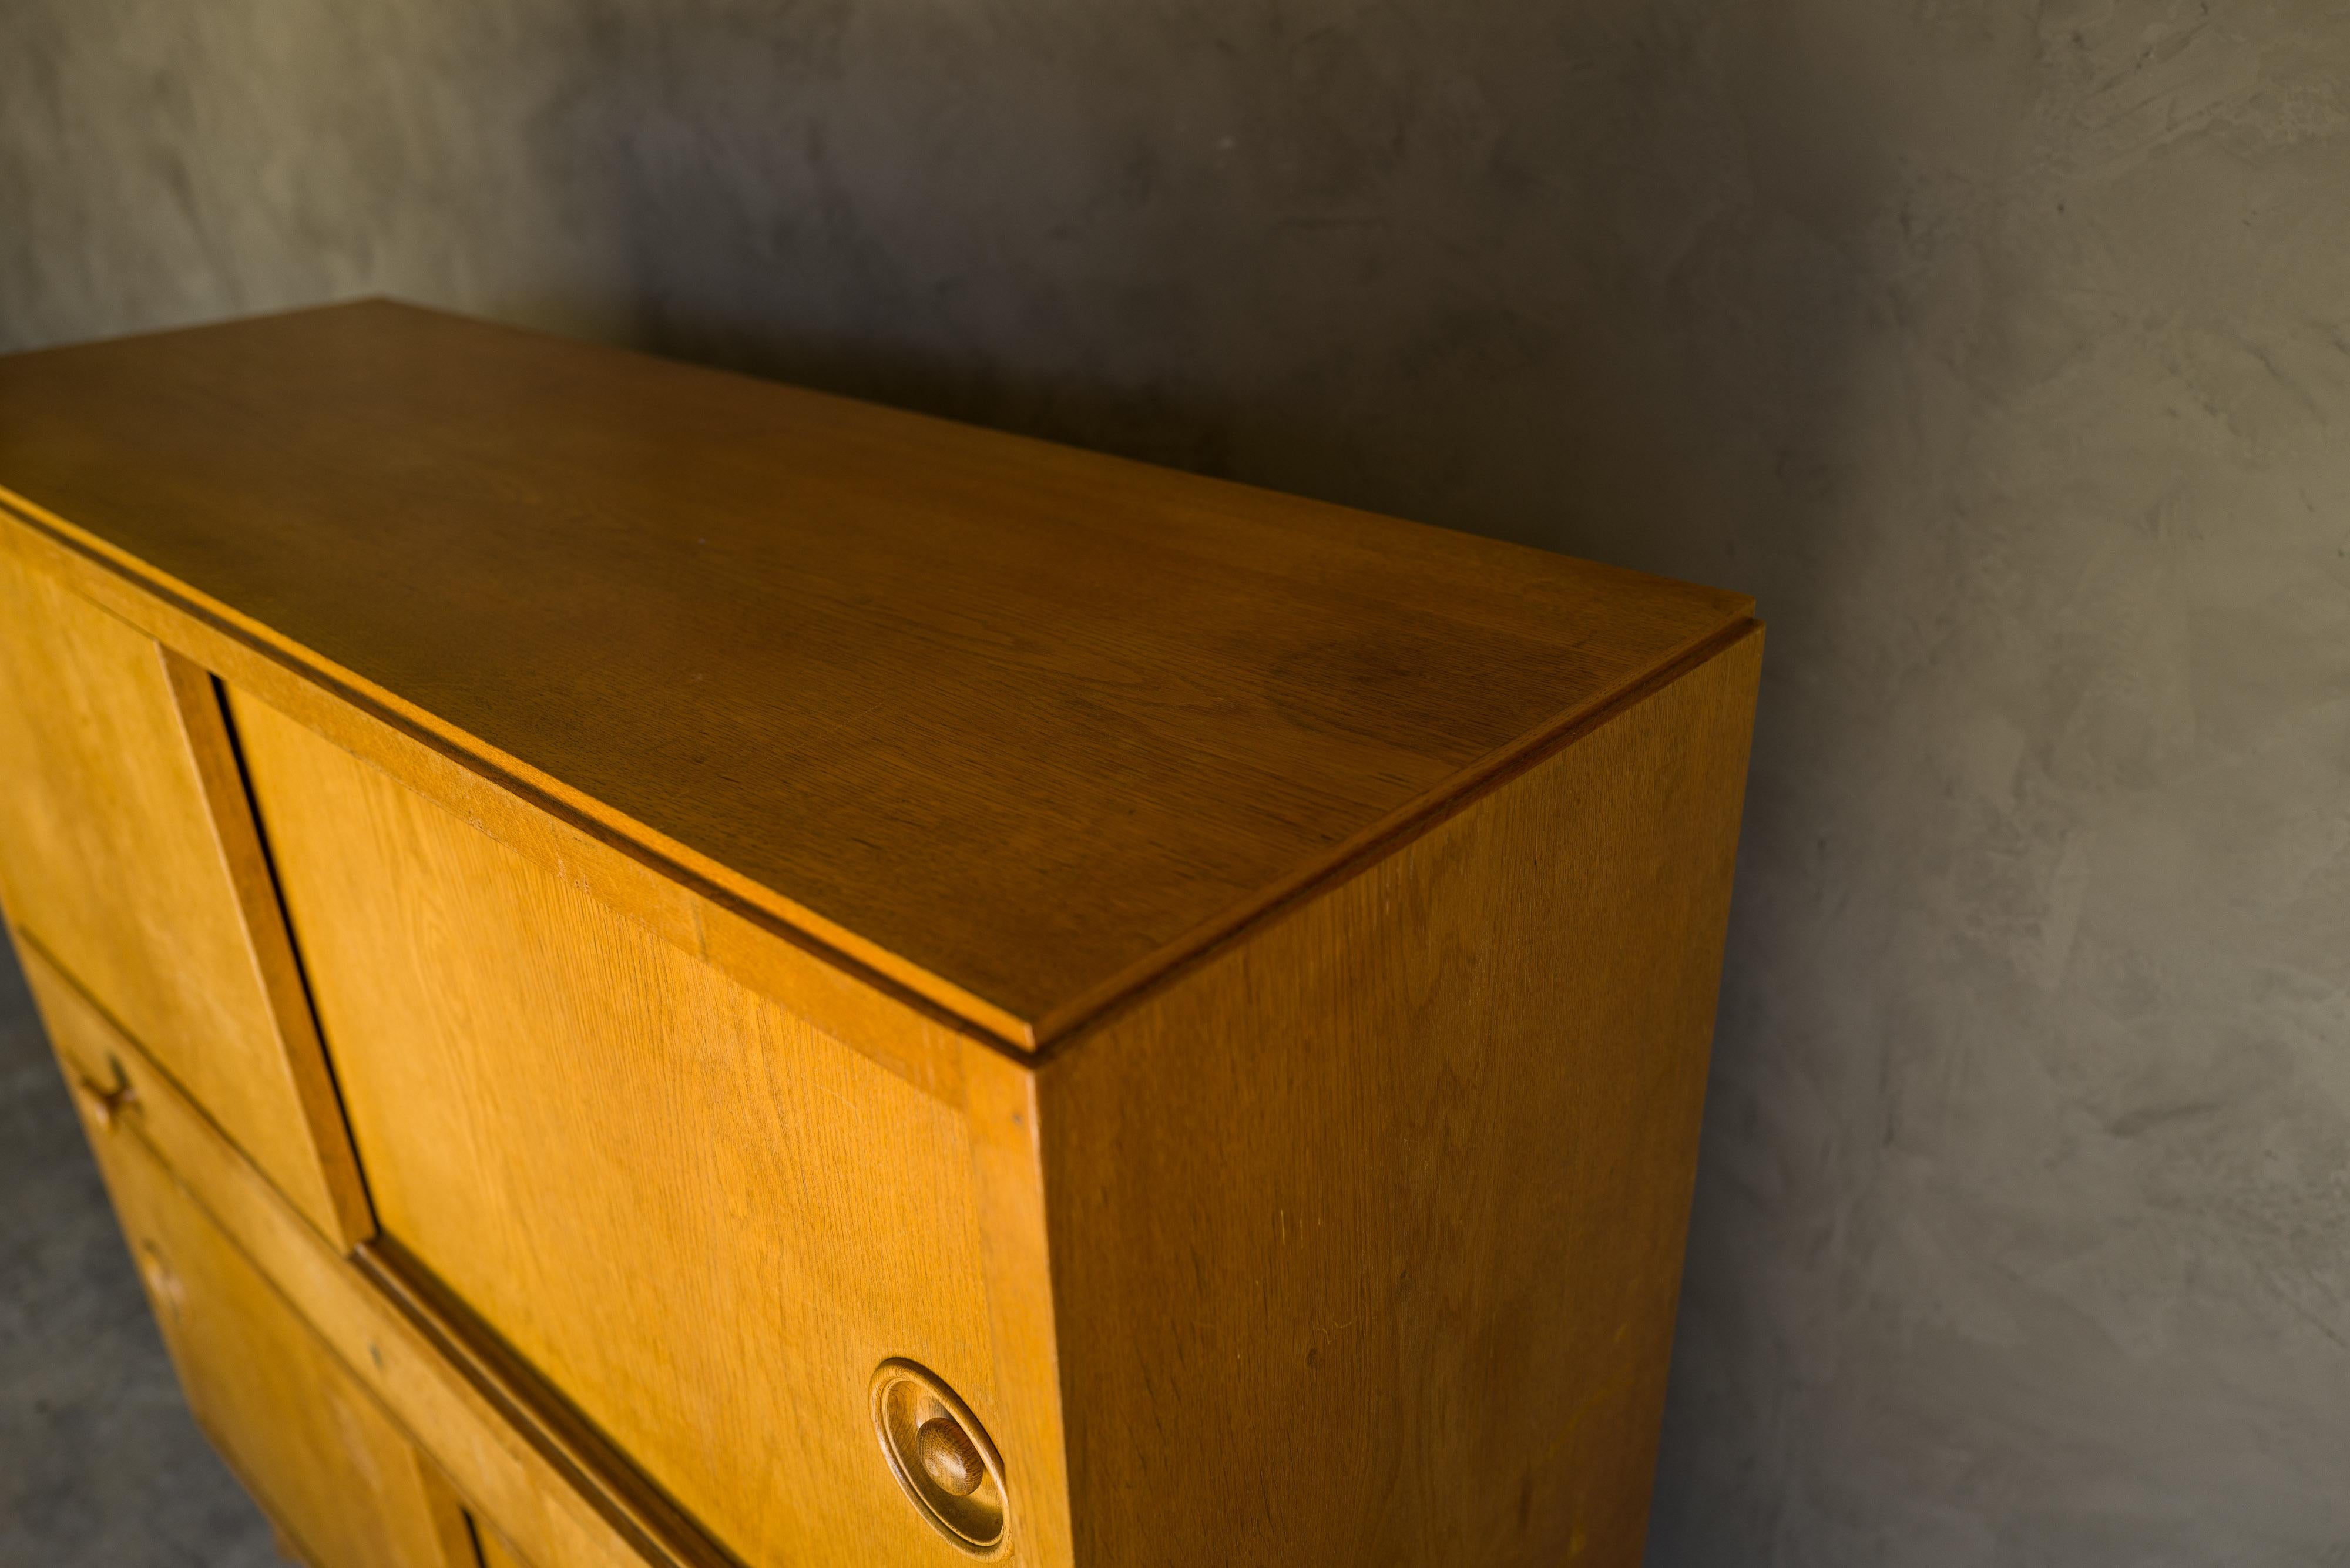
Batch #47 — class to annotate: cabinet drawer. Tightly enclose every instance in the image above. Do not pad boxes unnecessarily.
[22,932,706,1568]
[0,548,369,1244]
[231,691,1020,1568]
[62,1046,475,1568]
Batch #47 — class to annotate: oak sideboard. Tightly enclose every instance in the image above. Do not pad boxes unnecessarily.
[0,301,1760,1568]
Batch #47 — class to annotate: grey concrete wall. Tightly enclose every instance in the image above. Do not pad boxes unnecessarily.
[3,2,2345,1562]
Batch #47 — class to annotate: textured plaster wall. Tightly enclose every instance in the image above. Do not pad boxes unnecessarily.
[3,3,2346,1563]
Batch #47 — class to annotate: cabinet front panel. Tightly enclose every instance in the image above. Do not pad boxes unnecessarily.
[230,690,1019,1568]
[70,1081,474,1568]
[0,548,365,1240]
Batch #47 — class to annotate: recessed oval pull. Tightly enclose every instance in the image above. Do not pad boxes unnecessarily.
[871,1359,1008,1554]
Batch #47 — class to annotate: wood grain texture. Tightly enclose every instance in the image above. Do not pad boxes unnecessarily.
[8,501,981,1100]
[1036,630,1762,1567]
[51,1030,472,1568]
[0,304,1766,1568]
[0,301,1751,1043]
[475,1523,529,1568]
[0,547,369,1243]
[15,932,684,1568]
[159,647,375,1246]
[231,690,1035,1568]
[958,1040,1076,1568]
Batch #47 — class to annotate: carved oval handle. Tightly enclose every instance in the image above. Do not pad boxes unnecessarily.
[871,1359,1008,1553]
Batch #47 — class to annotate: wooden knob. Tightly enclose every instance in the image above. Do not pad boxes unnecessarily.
[74,1069,137,1130]
[138,1244,184,1319]
[917,1416,985,1498]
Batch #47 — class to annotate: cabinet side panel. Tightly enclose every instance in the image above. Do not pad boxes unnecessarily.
[1039,630,1761,1568]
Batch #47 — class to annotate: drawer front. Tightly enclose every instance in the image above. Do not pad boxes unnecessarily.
[230,691,1020,1568]
[0,548,368,1243]
[21,932,694,1568]
[64,1052,475,1568]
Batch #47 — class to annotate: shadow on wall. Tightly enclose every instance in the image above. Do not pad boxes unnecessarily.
[543,4,1869,558]
[536,4,1898,1563]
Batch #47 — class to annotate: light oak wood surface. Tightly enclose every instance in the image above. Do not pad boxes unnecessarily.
[231,689,1028,1568]
[0,548,370,1244]
[474,1525,529,1568]
[0,304,1764,1568]
[0,301,1751,1043]
[36,978,474,1568]
[15,934,699,1568]
[1038,631,1762,1566]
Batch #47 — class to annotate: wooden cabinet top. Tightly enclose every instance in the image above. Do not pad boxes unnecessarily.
[0,301,1753,1046]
